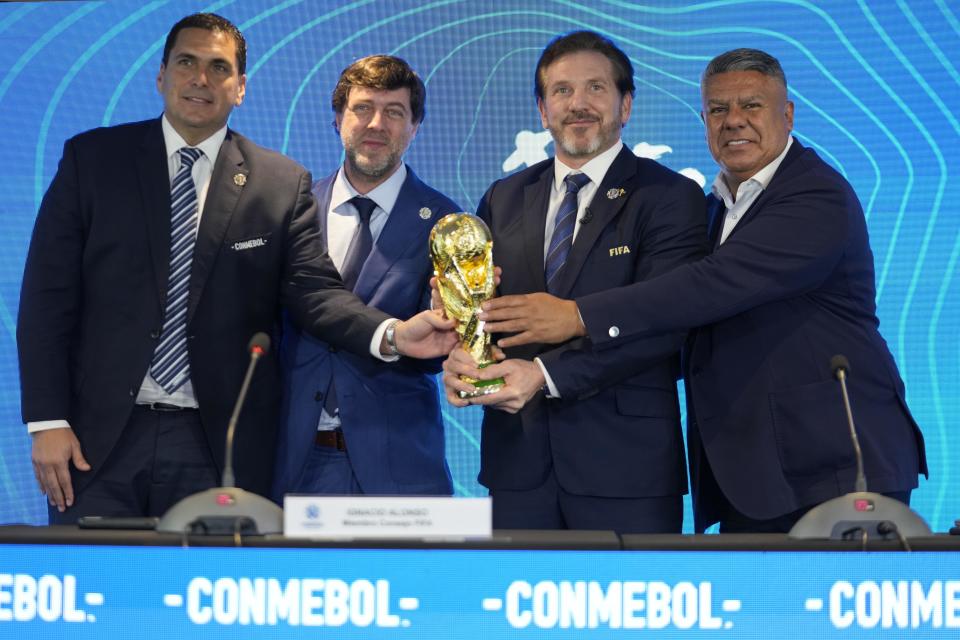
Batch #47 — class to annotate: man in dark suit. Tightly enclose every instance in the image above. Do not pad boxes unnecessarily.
[443,31,706,533]
[475,48,927,533]
[272,56,457,499]
[17,14,455,523]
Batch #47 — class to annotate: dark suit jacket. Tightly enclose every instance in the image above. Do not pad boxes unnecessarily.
[272,168,458,498]
[17,118,388,499]
[577,140,927,529]
[478,146,707,498]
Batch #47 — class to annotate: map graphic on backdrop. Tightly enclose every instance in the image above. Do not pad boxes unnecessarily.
[0,0,956,532]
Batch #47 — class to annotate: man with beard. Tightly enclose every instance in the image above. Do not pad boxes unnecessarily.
[272,55,459,498]
[19,16,457,523]
[467,48,927,533]
[442,31,706,532]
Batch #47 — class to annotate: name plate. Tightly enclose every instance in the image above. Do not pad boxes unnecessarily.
[283,496,491,539]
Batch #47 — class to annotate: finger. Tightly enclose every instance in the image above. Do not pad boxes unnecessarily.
[497,331,538,348]
[40,466,66,511]
[475,362,509,380]
[482,319,530,334]
[421,309,456,329]
[31,461,45,495]
[53,461,75,508]
[481,295,525,312]
[490,345,506,361]
[442,377,476,406]
[71,445,91,472]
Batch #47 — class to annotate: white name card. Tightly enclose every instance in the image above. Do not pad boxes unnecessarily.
[283,496,492,539]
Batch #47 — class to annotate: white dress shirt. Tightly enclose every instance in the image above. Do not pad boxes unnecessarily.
[537,141,624,397]
[29,116,226,433]
[316,164,408,430]
[712,136,793,245]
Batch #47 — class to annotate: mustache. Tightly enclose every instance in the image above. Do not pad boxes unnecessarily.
[563,110,600,124]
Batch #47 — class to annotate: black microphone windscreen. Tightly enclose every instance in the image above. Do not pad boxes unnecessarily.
[830,354,850,377]
[248,332,271,355]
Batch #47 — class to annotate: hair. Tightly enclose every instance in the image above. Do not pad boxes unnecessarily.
[163,13,247,76]
[534,30,635,101]
[701,48,787,90]
[331,55,426,124]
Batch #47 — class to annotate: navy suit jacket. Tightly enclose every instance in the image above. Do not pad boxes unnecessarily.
[17,118,387,499]
[478,146,707,498]
[577,140,927,529]
[272,168,458,499]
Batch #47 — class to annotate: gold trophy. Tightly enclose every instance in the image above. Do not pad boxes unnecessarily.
[429,213,505,398]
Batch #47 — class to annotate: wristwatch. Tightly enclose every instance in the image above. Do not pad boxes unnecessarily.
[384,319,401,356]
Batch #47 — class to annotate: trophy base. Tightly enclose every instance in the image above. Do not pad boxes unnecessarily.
[457,376,505,399]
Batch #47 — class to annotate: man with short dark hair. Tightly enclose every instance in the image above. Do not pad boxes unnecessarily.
[272,55,459,498]
[18,15,455,523]
[474,48,927,533]
[443,31,706,533]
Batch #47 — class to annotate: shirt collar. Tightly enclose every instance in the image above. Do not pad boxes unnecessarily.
[552,140,623,191]
[161,114,226,167]
[711,136,794,205]
[331,163,408,215]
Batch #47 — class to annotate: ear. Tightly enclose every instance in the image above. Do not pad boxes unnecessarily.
[334,111,343,133]
[235,74,247,106]
[156,65,165,94]
[784,99,795,130]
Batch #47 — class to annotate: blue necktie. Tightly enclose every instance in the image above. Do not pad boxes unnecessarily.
[150,146,203,394]
[322,196,377,417]
[545,172,590,293]
[338,196,376,291]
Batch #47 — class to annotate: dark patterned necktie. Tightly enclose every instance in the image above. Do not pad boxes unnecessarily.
[323,196,378,417]
[150,146,203,394]
[545,172,590,293]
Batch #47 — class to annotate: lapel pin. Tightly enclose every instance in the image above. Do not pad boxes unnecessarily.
[418,207,432,220]
[234,173,247,187]
[606,188,625,200]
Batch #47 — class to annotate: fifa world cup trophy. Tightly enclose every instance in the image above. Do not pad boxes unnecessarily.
[429,213,505,398]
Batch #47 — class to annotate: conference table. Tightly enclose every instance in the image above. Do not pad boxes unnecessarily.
[1,525,958,638]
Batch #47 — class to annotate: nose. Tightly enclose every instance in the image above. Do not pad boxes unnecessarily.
[367,108,386,129]
[568,88,589,110]
[723,105,746,128]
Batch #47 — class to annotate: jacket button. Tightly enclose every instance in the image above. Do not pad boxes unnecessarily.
[129,388,136,397]
[314,391,323,402]
[608,326,620,338]
[150,329,160,339]
[329,346,338,353]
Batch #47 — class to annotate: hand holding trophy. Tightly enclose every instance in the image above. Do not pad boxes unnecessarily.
[429,213,505,398]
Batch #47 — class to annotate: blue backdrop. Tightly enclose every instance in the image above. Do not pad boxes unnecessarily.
[1,0,956,532]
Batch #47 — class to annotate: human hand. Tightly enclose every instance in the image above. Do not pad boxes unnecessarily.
[459,358,545,414]
[32,427,90,512]
[392,309,458,358]
[478,292,585,347]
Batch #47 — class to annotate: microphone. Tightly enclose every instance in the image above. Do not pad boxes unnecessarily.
[579,208,593,224]
[222,333,270,488]
[789,354,930,543]
[829,355,866,493]
[157,332,283,535]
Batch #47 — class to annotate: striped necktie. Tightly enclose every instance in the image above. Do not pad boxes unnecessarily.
[150,146,203,394]
[545,172,590,293]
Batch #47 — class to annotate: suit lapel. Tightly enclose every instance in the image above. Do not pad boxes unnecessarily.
[353,169,437,302]
[549,147,634,297]
[706,195,725,250]
[718,139,805,246]
[137,120,173,307]
[521,166,553,291]
[188,131,247,322]
[313,175,335,252]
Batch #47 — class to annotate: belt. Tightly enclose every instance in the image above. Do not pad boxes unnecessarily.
[315,429,347,451]
[137,402,198,412]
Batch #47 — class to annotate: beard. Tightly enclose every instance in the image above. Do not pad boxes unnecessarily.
[343,133,402,179]
[550,110,621,159]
